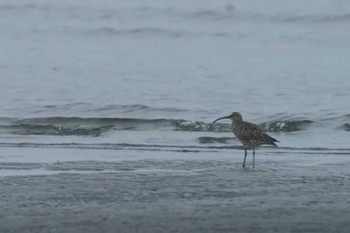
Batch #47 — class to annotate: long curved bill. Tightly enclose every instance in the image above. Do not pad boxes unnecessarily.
[212,116,230,123]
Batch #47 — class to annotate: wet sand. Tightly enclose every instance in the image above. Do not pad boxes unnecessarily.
[1,152,350,233]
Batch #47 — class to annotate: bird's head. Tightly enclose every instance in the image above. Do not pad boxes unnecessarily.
[213,112,243,123]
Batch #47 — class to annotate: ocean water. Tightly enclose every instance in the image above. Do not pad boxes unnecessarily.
[1,0,350,173]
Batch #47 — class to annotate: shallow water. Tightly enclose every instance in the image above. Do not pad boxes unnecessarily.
[1,0,350,177]
[1,4,350,231]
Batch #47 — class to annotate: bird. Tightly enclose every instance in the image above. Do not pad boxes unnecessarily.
[213,112,279,168]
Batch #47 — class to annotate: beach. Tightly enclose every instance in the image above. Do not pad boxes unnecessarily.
[1,147,350,233]
[1,0,350,232]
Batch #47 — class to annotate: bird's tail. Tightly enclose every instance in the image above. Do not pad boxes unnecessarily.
[270,141,278,148]
[269,137,279,148]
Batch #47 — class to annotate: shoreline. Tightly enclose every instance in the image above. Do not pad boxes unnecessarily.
[1,154,350,233]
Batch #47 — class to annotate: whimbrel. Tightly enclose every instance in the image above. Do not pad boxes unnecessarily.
[213,112,279,168]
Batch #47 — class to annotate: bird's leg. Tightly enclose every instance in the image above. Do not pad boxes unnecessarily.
[243,146,247,167]
[253,147,255,168]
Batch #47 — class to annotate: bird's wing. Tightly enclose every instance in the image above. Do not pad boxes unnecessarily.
[236,121,278,145]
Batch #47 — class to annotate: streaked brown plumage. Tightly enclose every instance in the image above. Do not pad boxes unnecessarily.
[213,112,279,168]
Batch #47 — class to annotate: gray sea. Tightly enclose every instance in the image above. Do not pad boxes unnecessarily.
[1,0,350,232]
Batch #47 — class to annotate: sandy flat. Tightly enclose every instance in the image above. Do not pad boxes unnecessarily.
[1,153,350,233]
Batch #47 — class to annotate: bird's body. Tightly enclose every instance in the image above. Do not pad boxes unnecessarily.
[213,112,279,168]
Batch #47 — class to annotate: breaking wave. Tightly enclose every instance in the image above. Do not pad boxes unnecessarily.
[343,123,350,131]
[0,115,343,137]
[259,120,314,132]
[0,117,173,136]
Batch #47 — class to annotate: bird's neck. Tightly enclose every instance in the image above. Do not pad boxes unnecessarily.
[231,120,242,129]
[231,121,239,128]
